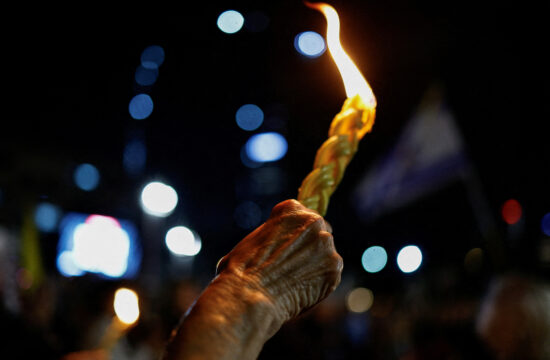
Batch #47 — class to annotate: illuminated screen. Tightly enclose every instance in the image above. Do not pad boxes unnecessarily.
[56,213,141,279]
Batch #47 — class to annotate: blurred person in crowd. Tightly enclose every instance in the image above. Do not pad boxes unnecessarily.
[476,274,550,360]
[162,199,343,360]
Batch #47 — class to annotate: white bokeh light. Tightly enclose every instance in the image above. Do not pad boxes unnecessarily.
[165,226,202,256]
[71,215,130,278]
[217,10,244,34]
[294,31,326,58]
[397,245,423,273]
[114,288,140,325]
[245,132,288,163]
[140,181,178,217]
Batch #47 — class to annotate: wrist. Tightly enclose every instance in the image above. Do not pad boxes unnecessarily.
[164,272,284,360]
[205,272,285,339]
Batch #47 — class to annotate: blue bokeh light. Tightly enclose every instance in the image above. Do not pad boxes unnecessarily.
[245,132,288,163]
[34,202,62,233]
[234,201,262,229]
[361,246,388,273]
[217,10,244,34]
[129,94,154,120]
[542,213,550,236]
[123,139,147,175]
[74,163,100,191]
[135,65,159,86]
[294,31,326,58]
[140,45,165,69]
[244,10,269,32]
[236,104,264,131]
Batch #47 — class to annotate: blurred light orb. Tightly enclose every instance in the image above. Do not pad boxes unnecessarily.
[135,65,159,86]
[245,132,288,163]
[464,247,484,273]
[501,199,522,225]
[165,226,202,256]
[236,104,264,131]
[140,181,178,217]
[56,250,84,277]
[361,246,388,273]
[244,10,269,32]
[140,45,165,69]
[123,139,147,175]
[234,201,262,229]
[57,213,140,279]
[34,202,61,232]
[114,288,140,325]
[72,215,130,277]
[217,10,244,34]
[346,287,374,313]
[397,245,423,273]
[294,31,326,58]
[542,213,550,236]
[74,163,100,191]
[240,145,262,168]
[129,94,154,120]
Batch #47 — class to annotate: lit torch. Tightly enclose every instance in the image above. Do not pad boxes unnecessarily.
[298,2,377,216]
[98,287,140,350]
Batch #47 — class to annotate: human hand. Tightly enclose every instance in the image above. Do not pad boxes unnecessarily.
[216,199,343,323]
[163,199,343,360]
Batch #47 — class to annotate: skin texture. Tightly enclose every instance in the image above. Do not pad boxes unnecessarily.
[163,199,343,360]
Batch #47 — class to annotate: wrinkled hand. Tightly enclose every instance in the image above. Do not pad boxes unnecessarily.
[216,199,343,323]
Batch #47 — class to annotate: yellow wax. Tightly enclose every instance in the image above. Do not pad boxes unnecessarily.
[297,94,376,216]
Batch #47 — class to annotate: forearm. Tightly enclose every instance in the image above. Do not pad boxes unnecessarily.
[163,273,283,360]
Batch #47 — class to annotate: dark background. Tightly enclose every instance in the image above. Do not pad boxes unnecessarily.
[1,1,548,358]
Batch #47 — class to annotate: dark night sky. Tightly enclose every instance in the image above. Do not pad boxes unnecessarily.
[2,1,548,279]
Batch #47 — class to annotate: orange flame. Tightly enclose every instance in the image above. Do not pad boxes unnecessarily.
[306,2,376,107]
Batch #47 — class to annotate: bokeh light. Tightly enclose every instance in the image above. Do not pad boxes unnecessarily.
[114,288,140,325]
[165,226,202,256]
[501,199,522,225]
[541,213,550,236]
[57,213,140,279]
[123,139,147,175]
[34,202,61,232]
[140,181,178,217]
[244,10,269,32]
[346,287,374,313]
[72,215,130,277]
[140,45,165,69]
[56,250,84,277]
[234,201,262,229]
[464,247,484,273]
[240,145,262,168]
[217,10,244,34]
[361,245,388,273]
[129,94,154,120]
[245,132,288,163]
[73,163,100,191]
[236,104,264,131]
[397,245,423,273]
[294,31,326,58]
[135,65,159,86]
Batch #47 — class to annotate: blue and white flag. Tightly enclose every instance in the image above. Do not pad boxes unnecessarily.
[353,86,469,221]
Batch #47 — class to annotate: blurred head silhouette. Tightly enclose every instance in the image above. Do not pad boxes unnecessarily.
[476,274,550,360]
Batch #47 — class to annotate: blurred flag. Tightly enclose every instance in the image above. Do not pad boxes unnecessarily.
[20,208,45,291]
[353,85,469,221]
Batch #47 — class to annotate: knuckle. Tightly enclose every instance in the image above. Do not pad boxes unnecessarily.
[271,199,302,217]
[325,253,343,278]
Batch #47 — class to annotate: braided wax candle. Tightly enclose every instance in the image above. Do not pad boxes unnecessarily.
[298,3,377,216]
